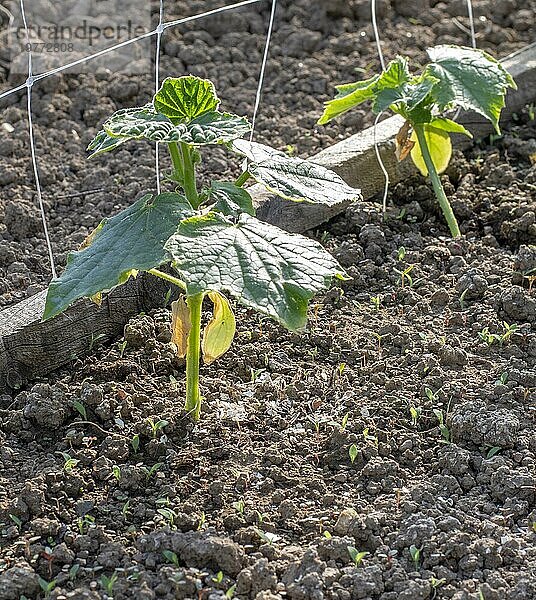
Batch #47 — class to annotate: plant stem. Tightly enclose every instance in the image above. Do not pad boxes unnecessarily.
[148,268,187,291]
[235,171,251,187]
[168,142,184,183]
[185,292,204,420]
[413,123,461,238]
[180,142,200,209]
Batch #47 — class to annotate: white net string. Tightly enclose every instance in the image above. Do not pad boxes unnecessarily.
[0,0,264,101]
[371,0,389,212]
[1,0,274,281]
[154,0,165,195]
[250,0,277,141]
[371,0,476,213]
[467,0,477,49]
[19,0,57,278]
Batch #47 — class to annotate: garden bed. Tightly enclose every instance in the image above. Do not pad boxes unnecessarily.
[1,1,536,599]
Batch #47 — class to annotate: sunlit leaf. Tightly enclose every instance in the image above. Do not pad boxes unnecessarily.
[44,193,193,321]
[202,292,236,364]
[165,212,347,331]
[410,124,452,176]
[154,76,220,123]
[232,140,361,206]
[427,45,516,132]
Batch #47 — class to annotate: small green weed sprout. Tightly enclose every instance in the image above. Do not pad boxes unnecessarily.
[409,405,422,427]
[38,577,57,598]
[58,451,80,473]
[409,544,422,570]
[347,547,369,566]
[77,514,95,535]
[157,507,177,528]
[73,400,87,420]
[43,75,360,421]
[142,462,163,480]
[479,322,518,347]
[100,572,119,596]
[131,434,140,453]
[370,294,381,310]
[9,513,22,530]
[349,444,359,464]
[432,409,451,443]
[319,46,515,237]
[163,550,180,567]
[254,527,280,545]
[147,417,169,438]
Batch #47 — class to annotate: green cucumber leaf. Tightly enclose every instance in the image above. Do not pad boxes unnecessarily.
[231,140,361,206]
[43,193,193,321]
[186,111,251,145]
[410,124,452,176]
[165,212,347,331]
[427,45,516,133]
[87,129,128,158]
[104,105,175,141]
[154,76,220,123]
[209,182,255,216]
[429,117,473,138]
[318,75,379,124]
[104,106,250,146]
[372,57,412,112]
[319,57,438,122]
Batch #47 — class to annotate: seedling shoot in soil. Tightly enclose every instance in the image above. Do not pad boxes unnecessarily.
[319,45,516,238]
[43,76,361,420]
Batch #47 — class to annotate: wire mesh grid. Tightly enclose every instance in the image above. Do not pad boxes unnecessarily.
[1,0,276,279]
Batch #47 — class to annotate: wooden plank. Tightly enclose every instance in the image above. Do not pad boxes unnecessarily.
[0,275,173,391]
[1,43,535,392]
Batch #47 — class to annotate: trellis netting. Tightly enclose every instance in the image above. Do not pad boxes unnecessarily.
[0,0,276,278]
[0,0,477,281]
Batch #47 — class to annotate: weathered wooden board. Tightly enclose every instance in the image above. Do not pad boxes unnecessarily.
[0,275,174,391]
[1,43,535,392]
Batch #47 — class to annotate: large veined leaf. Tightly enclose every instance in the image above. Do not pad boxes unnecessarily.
[43,193,193,321]
[103,106,250,146]
[427,45,516,132]
[209,181,255,217]
[232,140,361,207]
[154,76,220,123]
[165,212,347,331]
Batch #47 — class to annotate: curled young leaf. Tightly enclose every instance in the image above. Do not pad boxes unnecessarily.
[410,124,452,176]
[165,212,348,331]
[103,106,250,146]
[209,182,255,217]
[202,292,236,364]
[154,76,220,123]
[171,296,191,359]
[232,140,361,207]
[395,121,415,162]
[87,129,128,158]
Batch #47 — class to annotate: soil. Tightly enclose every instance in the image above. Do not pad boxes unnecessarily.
[1,1,536,599]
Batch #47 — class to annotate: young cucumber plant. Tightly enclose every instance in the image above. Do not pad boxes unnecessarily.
[319,45,515,238]
[43,76,361,420]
